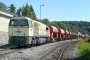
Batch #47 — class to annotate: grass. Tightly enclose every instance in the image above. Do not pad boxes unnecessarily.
[77,38,90,60]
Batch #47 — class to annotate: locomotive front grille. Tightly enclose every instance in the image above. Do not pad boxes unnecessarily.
[10,36,28,46]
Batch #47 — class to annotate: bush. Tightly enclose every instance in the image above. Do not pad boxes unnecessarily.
[87,38,90,42]
[77,40,90,60]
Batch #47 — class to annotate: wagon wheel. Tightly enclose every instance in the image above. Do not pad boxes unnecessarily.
[31,37,35,47]
[52,39,55,43]
[45,38,48,43]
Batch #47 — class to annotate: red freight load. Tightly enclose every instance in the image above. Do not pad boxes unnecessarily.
[65,30,69,34]
[58,29,65,40]
[74,34,77,38]
[70,32,77,39]
[75,34,78,38]
[77,34,80,38]
[68,31,72,39]
[71,32,74,39]
[76,34,78,38]
[49,26,58,41]
[70,32,73,39]
[81,35,85,39]
[64,30,69,39]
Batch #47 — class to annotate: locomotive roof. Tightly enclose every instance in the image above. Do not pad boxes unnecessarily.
[33,19,46,26]
[11,16,32,20]
[11,16,46,26]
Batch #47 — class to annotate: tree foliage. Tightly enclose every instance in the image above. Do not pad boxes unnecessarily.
[41,18,50,25]
[9,4,16,13]
[21,3,37,20]
[0,2,8,10]
[40,20,90,35]
[0,2,90,35]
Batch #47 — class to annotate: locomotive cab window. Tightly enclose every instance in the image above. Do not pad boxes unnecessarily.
[28,20,33,26]
[9,19,29,26]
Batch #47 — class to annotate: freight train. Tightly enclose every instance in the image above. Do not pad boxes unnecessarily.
[8,16,86,47]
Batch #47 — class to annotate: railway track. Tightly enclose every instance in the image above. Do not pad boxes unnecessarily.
[0,47,27,58]
[0,40,77,60]
[58,41,76,60]
[38,40,76,60]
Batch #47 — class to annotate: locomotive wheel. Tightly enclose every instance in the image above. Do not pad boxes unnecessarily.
[18,45,20,48]
[45,38,48,43]
[36,38,40,45]
[45,40,47,44]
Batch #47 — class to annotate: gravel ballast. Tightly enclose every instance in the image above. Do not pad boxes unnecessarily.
[61,40,83,60]
[0,40,72,60]
[0,32,9,46]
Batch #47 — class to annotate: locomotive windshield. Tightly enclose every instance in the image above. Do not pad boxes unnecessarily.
[9,19,29,26]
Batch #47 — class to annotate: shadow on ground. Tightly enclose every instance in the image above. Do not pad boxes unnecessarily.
[0,44,11,48]
[0,44,20,50]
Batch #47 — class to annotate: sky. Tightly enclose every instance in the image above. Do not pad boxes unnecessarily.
[0,0,90,22]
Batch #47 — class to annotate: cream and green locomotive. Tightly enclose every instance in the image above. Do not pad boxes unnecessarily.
[9,16,50,47]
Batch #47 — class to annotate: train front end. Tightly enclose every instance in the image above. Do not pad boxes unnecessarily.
[8,17,30,47]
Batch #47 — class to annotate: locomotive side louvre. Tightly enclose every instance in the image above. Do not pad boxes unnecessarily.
[33,21,46,35]
[32,20,50,44]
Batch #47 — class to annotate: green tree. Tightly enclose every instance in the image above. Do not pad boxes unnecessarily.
[22,3,31,17]
[0,2,7,10]
[59,22,68,30]
[9,4,16,13]
[41,18,50,25]
[29,5,37,20]
[21,3,37,20]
